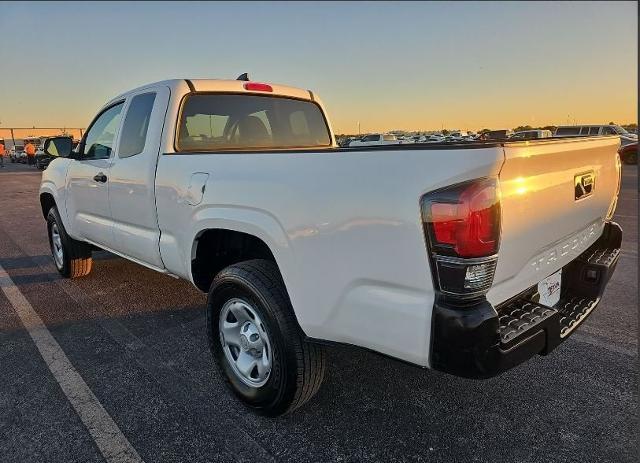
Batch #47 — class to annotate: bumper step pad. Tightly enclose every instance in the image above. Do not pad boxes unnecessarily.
[581,246,620,267]
[499,300,555,345]
[496,226,622,349]
[557,296,598,337]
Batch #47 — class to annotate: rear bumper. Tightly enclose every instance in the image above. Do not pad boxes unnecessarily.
[430,221,622,379]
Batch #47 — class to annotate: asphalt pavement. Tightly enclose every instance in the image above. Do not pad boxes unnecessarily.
[0,160,637,462]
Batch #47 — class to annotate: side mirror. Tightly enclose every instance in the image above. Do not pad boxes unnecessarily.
[44,137,73,158]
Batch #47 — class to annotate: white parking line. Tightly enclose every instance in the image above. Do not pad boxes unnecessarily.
[0,264,144,463]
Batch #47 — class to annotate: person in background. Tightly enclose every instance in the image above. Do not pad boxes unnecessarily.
[0,141,6,168]
[25,141,36,165]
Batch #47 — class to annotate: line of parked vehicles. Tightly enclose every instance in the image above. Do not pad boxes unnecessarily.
[339,124,637,163]
[3,124,636,172]
[4,137,80,170]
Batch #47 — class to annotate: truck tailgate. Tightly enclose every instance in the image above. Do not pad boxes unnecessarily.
[487,136,621,306]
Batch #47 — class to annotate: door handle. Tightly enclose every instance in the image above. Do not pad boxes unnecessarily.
[93,172,107,183]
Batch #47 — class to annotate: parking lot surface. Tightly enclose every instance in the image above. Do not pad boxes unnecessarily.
[0,161,637,462]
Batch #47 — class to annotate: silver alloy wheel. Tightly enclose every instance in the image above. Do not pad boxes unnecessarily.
[219,298,272,388]
[51,223,64,270]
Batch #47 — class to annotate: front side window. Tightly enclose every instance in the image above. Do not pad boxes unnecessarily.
[602,126,616,135]
[119,92,156,158]
[83,103,124,159]
[176,94,331,151]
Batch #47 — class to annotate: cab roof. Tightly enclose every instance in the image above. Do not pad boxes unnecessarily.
[109,78,314,105]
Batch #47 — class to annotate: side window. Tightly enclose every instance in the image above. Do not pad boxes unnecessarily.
[602,126,616,135]
[580,127,591,135]
[119,93,156,158]
[83,103,124,159]
[589,127,600,135]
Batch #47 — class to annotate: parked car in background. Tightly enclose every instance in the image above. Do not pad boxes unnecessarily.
[427,133,447,142]
[618,142,637,165]
[348,133,402,147]
[445,131,471,142]
[483,129,514,140]
[510,129,553,140]
[9,145,25,163]
[554,125,638,147]
[395,135,415,144]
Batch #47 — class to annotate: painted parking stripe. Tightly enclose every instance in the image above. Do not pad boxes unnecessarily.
[0,264,144,463]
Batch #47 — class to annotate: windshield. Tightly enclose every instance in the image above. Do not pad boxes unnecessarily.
[177,94,331,151]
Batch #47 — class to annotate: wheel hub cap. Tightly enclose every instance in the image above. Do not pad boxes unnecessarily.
[219,299,272,387]
[51,224,64,269]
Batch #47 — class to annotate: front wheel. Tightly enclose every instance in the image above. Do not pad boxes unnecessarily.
[46,207,93,278]
[207,259,326,416]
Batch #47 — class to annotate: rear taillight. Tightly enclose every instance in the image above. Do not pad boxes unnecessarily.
[243,82,273,92]
[421,178,501,299]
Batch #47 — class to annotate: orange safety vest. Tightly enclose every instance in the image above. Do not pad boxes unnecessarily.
[25,143,36,157]
[0,143,5,157]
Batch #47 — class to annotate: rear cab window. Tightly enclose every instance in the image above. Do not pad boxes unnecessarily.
[176,94,331,152]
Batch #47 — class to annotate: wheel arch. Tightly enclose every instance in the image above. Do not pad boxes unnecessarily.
[39,191,57,219]
[190,227,286,293]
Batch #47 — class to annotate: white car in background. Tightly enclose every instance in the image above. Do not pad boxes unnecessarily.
[446,131,475,142]
[349,133,402,147]
[510,129,553,140]
[426,133,446,142]
[395,135,415,144]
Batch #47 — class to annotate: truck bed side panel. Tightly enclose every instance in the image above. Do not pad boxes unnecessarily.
[155,147,504,366]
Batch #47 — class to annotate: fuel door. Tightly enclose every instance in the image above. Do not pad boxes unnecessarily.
[186,172,209,206]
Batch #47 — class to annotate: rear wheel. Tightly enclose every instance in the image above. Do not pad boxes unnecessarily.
[46,207,93,278]
[207,259,326,416]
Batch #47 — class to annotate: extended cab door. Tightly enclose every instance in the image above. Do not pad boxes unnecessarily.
[107,87,170,269]
[65,102,124,247]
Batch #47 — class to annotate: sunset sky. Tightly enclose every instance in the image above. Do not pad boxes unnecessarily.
[0,1,637,134]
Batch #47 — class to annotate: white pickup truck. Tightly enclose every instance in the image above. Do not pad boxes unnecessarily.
[40,77,623,416]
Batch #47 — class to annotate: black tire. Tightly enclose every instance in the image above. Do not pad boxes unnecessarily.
[46,207,93,278]
[207,259,326,416]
